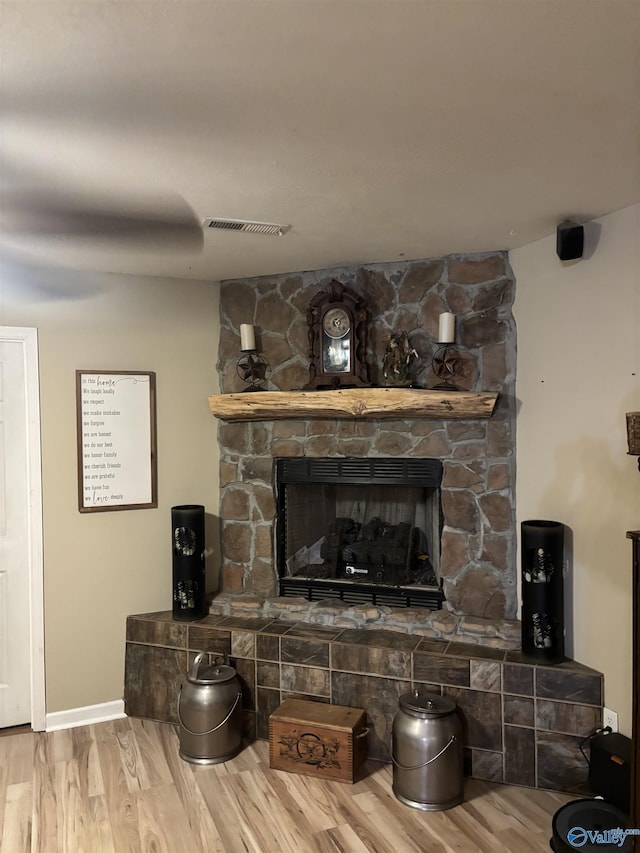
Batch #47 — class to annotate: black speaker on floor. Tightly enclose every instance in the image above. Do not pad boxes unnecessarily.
[172,504,207,621]
[589,732,631,815]
[556,221,584,261]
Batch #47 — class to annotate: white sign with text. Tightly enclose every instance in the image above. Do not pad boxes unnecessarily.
[77,371,157,511]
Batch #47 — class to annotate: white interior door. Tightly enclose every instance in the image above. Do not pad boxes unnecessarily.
[0,328,45,729]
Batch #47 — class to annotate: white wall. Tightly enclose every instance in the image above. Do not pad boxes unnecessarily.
[511,204,640,736]
[1,262,220,713]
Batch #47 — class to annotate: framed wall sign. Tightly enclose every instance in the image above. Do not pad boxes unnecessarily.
[76,370,158,512]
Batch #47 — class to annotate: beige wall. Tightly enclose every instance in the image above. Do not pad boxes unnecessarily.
[1,264,220,713]
[511,204,640,736]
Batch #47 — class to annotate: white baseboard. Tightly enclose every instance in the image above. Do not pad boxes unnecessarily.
[45,700,126,732]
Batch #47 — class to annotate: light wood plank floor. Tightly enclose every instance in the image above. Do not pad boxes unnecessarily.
[0,717,570,853]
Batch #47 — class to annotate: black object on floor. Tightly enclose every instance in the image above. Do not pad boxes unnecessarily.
[550,798,634,851]
[589,731,632,815]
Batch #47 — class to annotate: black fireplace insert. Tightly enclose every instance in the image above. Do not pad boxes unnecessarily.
[274,457,445,609]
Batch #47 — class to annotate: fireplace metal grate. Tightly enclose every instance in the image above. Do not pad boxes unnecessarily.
[279,579,444,610]
[276,457,442,486]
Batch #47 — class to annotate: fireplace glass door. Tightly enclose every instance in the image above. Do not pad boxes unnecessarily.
[275,458,444,608]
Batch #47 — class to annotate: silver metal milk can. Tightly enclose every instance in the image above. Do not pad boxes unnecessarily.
[177,650,243,765]
[392,689,463,811]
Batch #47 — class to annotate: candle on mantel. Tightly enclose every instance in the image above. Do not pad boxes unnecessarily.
[240,324,256,352]
[438,312,456,343]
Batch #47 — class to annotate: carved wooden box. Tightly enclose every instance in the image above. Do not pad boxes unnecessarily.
[269,699,367,784]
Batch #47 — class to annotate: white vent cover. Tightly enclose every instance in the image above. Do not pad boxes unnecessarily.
[203,218,290,236]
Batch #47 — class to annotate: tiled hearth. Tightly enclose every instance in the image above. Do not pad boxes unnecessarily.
[124,611,603,795]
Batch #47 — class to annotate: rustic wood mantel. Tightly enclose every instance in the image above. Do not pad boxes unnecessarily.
[208,388,499,422]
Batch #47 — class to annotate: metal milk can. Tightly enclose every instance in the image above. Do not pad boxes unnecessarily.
[177,650,243,765]
[392,689,463,811]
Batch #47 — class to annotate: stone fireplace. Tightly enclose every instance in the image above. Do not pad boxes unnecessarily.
[123,250,605,796]
[215,251,517,622]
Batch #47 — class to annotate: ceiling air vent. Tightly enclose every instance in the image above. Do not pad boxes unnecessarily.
[203,218,290,237]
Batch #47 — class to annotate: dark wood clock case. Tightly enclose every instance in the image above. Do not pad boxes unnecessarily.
[304,280,371,390]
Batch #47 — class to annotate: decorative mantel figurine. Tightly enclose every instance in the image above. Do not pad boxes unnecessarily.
[382,332,418,386]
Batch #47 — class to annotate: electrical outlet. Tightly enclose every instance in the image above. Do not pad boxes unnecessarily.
[603,707,618,732]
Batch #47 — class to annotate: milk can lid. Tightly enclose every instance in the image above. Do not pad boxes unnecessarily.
[399,689,456,716]
[187,663,237,685]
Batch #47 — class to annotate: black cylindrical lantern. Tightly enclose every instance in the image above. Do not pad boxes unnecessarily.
[172,504,207,621]
[521,520,565,663]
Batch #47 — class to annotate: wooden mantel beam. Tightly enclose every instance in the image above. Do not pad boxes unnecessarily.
[208,388,499,422]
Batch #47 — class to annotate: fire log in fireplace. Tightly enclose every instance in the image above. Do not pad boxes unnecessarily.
[275,457,445,609]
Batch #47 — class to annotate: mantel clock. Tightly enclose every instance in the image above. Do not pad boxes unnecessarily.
[304,280,370,390]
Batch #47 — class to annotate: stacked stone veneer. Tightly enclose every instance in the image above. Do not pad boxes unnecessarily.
[217,251,517,620]
[209,592,522,649]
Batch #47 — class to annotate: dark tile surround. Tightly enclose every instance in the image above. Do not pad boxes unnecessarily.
[124,611,602,794]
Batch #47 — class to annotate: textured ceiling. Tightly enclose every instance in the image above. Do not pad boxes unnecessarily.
[1,0,639,283]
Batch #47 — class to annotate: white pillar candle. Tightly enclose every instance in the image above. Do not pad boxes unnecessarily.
[438,312,455,343]
[240,324,256,351]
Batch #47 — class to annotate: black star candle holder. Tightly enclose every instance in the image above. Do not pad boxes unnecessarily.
[431,344,462,391]
[237,352,269,392]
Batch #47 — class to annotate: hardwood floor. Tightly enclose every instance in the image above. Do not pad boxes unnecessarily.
[0,717,570,852]
[0,726,31,740]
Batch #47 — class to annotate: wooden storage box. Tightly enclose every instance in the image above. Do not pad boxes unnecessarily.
[269,699,367,784]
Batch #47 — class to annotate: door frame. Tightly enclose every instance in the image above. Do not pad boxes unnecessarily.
[1,326,46,730]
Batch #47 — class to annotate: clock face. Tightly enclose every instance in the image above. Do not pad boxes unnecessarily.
[322,308,351,339]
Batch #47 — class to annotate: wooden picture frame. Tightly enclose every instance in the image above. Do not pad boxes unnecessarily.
[76,370,157,512]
